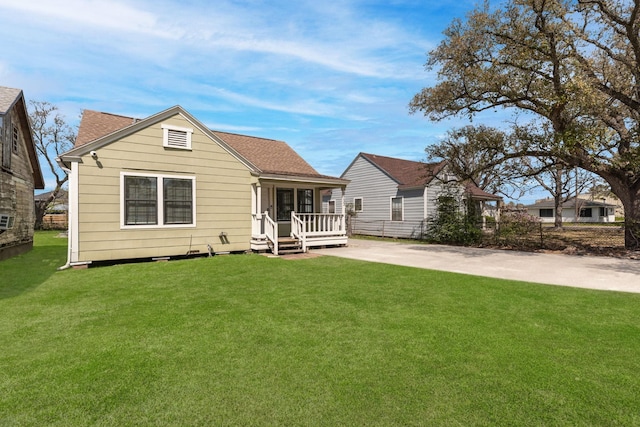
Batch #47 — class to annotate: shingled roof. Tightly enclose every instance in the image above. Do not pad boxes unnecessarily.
[464,183,502,201]
[359,152,501,200]
[0,86,22,113]
[0,86,45,189]
[211,131,326,178]
[359,152,446,189]
[71,108,340,181]
[75,110,138,146]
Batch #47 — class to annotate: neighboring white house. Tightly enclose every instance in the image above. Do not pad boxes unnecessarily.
[326,152,501,239]
[525,197,617,223]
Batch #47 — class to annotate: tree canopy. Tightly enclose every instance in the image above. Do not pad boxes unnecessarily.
[29,101,75,229]
[411,0,640,249]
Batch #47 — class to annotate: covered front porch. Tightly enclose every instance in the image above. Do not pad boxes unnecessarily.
[250,178,348,255]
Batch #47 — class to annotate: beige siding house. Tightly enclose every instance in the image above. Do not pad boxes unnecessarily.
[0,86,45,260]
[57,106,348,266]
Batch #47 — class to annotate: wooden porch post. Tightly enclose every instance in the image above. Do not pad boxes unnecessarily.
[251,184,257,215]
[256,184,262,215]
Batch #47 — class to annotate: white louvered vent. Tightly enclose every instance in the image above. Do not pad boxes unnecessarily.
[162,124,193,150]
[167,129,188,148]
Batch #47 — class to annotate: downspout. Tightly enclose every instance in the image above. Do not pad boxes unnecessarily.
[56,158,73,270]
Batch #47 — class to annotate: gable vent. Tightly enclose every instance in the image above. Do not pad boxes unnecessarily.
[167,129,188,148]
[162,124,193,150]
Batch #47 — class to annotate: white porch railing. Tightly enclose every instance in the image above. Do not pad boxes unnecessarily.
[291,213,306,252]
[263,211,278,255]
[252,212,347,254]
[292,213,346,236]
[291,212,347,252]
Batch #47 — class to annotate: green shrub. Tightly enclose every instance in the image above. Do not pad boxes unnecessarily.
[426,188,482,245]
[495,211,541,245]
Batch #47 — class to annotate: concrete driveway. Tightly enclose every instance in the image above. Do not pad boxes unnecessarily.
[312,238,640,293]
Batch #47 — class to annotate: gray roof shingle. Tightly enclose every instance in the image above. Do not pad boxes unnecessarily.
[0,86,22,114]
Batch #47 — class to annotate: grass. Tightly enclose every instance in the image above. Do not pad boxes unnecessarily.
[1,232,639,425]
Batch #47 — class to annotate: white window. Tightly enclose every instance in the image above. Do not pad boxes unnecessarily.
[579,207,593,218]
[0,214,15,230]
[354,197,363,212]
[443,173,457,182]
[391,196,403,221]
[121,172,196,228]
[539,209,553,218]
[297,189,314,214]
[161,124,193,150]
[328,200,336,214]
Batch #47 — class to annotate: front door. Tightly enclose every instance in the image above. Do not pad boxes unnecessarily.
[276,188,294,237]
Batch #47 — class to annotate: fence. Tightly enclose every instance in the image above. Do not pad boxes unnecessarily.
[350,218,427,240]
[484,222,625,253]
[350,217,626,254]
[40,213,68,230]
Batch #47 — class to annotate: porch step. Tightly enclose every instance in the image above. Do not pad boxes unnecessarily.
[274,237,304,255]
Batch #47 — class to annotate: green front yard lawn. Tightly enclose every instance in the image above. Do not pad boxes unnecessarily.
[1,232,639,425]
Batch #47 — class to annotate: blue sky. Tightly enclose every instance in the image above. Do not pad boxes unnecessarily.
[1,0,527,197]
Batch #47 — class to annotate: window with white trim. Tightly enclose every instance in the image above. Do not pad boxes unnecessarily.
[121,172,195,228]
[297,189,314,214]
[391,196,403,221]
[328,200,336,214]
[579,207,593,218]
[539,208,553,218]
[161,124,193,150]
[354,197,363,212]
[0,214,15,230]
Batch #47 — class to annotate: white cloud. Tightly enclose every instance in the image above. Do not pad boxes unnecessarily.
[0,0,488,180]
[205,122,262,133]
[0,0,178,38]
[206,86,340,117]
[0,0,432,79]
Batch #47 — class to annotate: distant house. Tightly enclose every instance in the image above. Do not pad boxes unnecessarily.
[34,189,68,229]
[326,152,501,239]
[525,197,617,223]
[0,86,45,260]
[57,106,349,266]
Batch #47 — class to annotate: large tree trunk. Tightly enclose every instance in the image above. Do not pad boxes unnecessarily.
[553,166,563,228]
[33,185,65,231]
[34,200,49,230]
[622,197,640,251]
[608,179,640,251]
[554,193,563,228]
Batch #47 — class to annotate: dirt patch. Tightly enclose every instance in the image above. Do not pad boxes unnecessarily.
[481,225,636,258]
